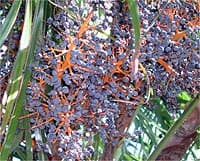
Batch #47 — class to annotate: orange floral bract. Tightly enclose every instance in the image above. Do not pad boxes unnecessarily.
[157,57,175,74]
[172,30,186,41]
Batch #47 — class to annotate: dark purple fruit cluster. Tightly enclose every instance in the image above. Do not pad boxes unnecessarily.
[26,1,140,160]
[138,0,199,109]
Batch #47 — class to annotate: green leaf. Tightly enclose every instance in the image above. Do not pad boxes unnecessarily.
[0,0,22,47]
[0,0,45,159]
[147,94,200,161]
[151,98,173,129]
[0,0,32,138]
[138,108,168,133]
[92,134,104,160]
[13,145,26,160]
[177,91,192,109]
[122,100,173,160]
[126,148,142,161]
[35,129,49,161]
[23,111,32,161]
[137,114,157,145]
[26,1,46,160]
[0,0,32,159]
[127,0,140,49]
[114,140,124,161]
[195,127,200,149]
[123,152,138,161]
[177,91,192,103]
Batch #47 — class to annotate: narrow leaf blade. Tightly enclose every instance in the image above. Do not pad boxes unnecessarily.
[127,0,140,49]
[0,0,32,159]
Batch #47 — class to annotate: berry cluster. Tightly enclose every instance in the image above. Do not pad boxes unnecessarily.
[26,1,140,160]
[138,0,199,109]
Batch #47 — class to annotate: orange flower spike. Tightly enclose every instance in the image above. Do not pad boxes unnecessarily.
[30,117,54,130]
[77,10,94,39]
[61,113,72,136]
[42,103,50,113]
[71,64,94,73]
[19,112,38,120]
[33,112,40,128]
[51,11,94,81]
[68,41,76,52]
[54,121,65,134]
[56,60,64,80]
[172,30,186,41]
[60,94,68,104]
[40,91,49,100]
[167,8,176,21]
[59,112,66,122]
[188,16,200,28]
[135,80,143,89]
[157,57,175,74]
[102,75,110,84]
[62,48,74,74]
[70,88,81,103]
[80,39,96,51]
[78,42,85,51]
[37,78,46,86]
[75,117,84,123]
[66,126,72,136]
[55,35,75,79]
[89,110,96,121]
[113,60,129,76]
